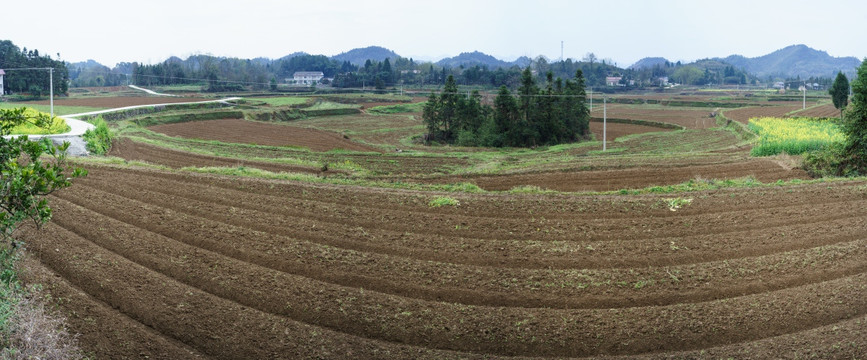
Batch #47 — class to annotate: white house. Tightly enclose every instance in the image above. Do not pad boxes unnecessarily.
[0,69,5,95]
[293,71,324,85]
[605,76,622,86]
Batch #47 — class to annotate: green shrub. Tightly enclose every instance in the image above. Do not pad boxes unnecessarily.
[82,116,112,155]
[428,196,460,207]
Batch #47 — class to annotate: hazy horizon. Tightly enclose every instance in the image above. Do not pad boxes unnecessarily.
[3,0,865,68]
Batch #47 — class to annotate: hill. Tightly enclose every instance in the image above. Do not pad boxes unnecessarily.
[331,46,399,66]
[436,51,510,68]
[629,57,669,70]
[718,44,860,79]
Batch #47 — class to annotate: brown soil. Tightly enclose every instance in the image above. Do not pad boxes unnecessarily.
[434,158,809,192]
[148,118,381,152]
[107,138,332,175]
[790,103,841,118]
[724,105,805,123]
[590,105,718,129]
[589,119,672,140]
[22,96,204,108]
[16,163,867,358]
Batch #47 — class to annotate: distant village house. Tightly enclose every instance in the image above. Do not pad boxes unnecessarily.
[292,71,324,85]
[606,76,622,86]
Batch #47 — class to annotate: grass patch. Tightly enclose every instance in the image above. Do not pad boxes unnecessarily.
[428,196,460,207]
[256,97,310,107]
[749,117,844,156]
[305,101,360,111]
[368,102,426,114]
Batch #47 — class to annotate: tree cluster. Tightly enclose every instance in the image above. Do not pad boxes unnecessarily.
[423,68,590,148]
[0,40,69,96]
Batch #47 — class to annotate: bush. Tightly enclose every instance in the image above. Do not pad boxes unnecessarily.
[428,196,460,207]
[82,116,112,155]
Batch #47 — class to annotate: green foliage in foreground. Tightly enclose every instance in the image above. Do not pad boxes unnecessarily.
[0,108,69,135]
[748,117,844,156]
[805,59,867,176]
[0,107,87,242]
[82,116,113,155]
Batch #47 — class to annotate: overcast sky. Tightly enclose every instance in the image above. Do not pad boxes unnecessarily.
[3,0,865,68]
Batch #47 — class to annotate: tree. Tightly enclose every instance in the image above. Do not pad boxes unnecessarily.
[829,71,850,119]
[842,60,867,164]
[1,108,86,243]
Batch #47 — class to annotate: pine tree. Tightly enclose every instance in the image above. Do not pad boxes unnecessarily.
[843,60,867,164]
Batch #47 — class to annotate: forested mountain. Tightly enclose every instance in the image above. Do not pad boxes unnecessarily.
[68,59,132,87]
[331,46,399,66]
[436,51,512,68]
[718,44,860,79]
[629,57,669,70]
[0,40,69,95]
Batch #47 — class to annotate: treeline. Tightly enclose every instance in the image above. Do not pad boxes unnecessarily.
[76,52,760,93]
[0,40,69,96]
[423,68,590,147]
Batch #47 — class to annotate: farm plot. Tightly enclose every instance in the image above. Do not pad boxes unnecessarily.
[436,158,808,192]
[17,164,867,358]
[723,105,804,123]
[588,119,673,140]
[22,96,204,108]
[590,104,718,129]
[108,138,330,174]
[148,118,381,152]
[789,103,842,118]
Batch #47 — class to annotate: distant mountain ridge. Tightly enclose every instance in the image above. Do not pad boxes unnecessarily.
[718,44,860,79]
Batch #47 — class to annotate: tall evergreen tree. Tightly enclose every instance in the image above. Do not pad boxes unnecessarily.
[843,59,867,165]
[830,71,850,119]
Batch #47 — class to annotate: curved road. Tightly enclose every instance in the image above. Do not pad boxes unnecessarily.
[6,86,240,156]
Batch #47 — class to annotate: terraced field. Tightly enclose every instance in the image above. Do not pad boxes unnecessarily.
[19,164,867,358]
[14,91,865,358]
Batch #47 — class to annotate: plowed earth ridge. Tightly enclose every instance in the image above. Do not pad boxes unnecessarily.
[18,164,867,358]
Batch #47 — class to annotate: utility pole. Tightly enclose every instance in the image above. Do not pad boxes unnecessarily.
[603,97,607,152]
[589,87,593,111]
[802,82,806,110]
[49,68,54,118]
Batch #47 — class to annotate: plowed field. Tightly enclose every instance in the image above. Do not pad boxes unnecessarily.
[724,105,804,123]
[18,164,867,358]
[435,158,808,192]
[588,119,672,140]
[790,103,841,118]
[590,105,717,129]
[108,138,330,174]
[148,118,381,152]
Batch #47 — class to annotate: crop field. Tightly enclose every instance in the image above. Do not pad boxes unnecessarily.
[749,117,844,156]
[148,118,380,152]
[789,103,842,118]
[722,105,805,123]
[14,91,867,358]
[589,104,716,129]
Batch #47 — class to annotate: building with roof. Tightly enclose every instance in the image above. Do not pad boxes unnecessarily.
[292,71,324,85]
